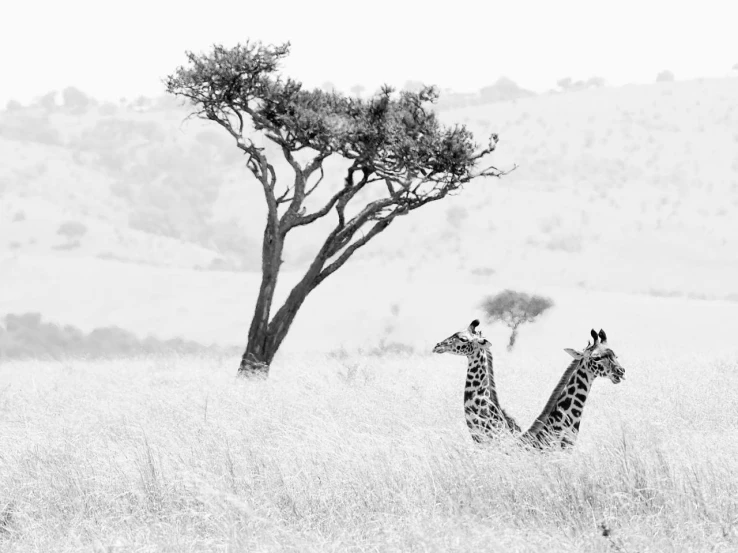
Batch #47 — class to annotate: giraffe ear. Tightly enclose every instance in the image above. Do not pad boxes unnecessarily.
[564,348,582,359]
[598,329,607,342]
[590,329,599,343]
[469,319,481,334]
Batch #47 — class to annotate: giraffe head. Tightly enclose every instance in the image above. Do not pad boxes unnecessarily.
[564,329,625,384]
[433,319,490,356]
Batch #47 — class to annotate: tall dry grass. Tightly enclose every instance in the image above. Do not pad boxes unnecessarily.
[1,349,737,552]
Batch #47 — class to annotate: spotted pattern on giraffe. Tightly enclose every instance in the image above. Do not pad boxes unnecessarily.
[433,319,520,443]
[522,328,625,449]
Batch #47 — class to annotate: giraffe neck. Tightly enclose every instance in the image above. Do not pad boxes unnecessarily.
[523,359,595,449]
[463,345,519,442]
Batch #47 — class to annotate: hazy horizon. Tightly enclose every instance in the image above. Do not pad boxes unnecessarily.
[3,0,737,107]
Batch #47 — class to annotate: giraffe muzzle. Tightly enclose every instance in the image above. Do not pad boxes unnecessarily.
[433,343,447,354]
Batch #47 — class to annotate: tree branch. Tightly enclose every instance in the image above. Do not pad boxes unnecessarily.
[316,215,397,285]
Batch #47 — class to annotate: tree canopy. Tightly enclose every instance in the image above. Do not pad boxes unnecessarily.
[166,41,513,375]
[481,290,554,350]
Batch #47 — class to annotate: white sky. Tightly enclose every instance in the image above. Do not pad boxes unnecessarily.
[1,0,736,106]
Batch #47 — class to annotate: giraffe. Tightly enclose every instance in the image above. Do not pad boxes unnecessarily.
[433,319,521,442]
[521,328,625,449]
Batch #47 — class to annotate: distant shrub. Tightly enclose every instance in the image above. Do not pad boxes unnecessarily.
[556,77,574,91]
[648,289,683,299]
[35,91,58,112]
[445,206,468,229]
[98,103,118,116]
[0,312,214,360]
[470,266,496,277]
[0,113,63,145]
[547,233,583,253]
[62,86,95,112]
[110,180,135,200]
[656,70,675,83]
[12,211,25,222]
[52,240,81,250]
[57,221,88,239]
[5,99,22,111]
[479,77,535,103]
[480,290,554,351]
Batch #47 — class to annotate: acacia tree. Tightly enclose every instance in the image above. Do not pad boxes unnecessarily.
[166,41,513,377]
[480,290,553,351]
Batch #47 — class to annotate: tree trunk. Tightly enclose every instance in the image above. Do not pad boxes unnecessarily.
[237,224,342,377]
[237,268,318,377]
[507,326,519,351]
[238,211,283,378]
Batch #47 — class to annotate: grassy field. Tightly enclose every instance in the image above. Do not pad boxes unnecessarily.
[2,347,738,552]
[2,77,738,551]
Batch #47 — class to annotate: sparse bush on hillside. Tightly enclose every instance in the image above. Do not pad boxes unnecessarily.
[62,86,95,112]
[656,70,675,83]
[480,290,554,350]
[479,77,535,103]
[52,240,81,250]
[5,99,22,111]
[546,233,583,253]
[0,312,214,359]
[470,266,496,277]
[12,211,25,222]
[445,205,468,228]
[556,77,574,91]
[57,221,88,239]
[556,77,603,92]
[110,180,135,200]
[0,112,63,145]
[98,102,118,116]
[36,91,58,112]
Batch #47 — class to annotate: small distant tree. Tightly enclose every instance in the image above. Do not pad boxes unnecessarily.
[350,84,365,98]
[479,77,535,103]
[480,290,554,351]
[62,86,95,112]
[36,91,58,112]
[556,77,574,91]
[585,76,606,88]
[656,70,675,83]
[166,41,513,377]
[5,99,23,112]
